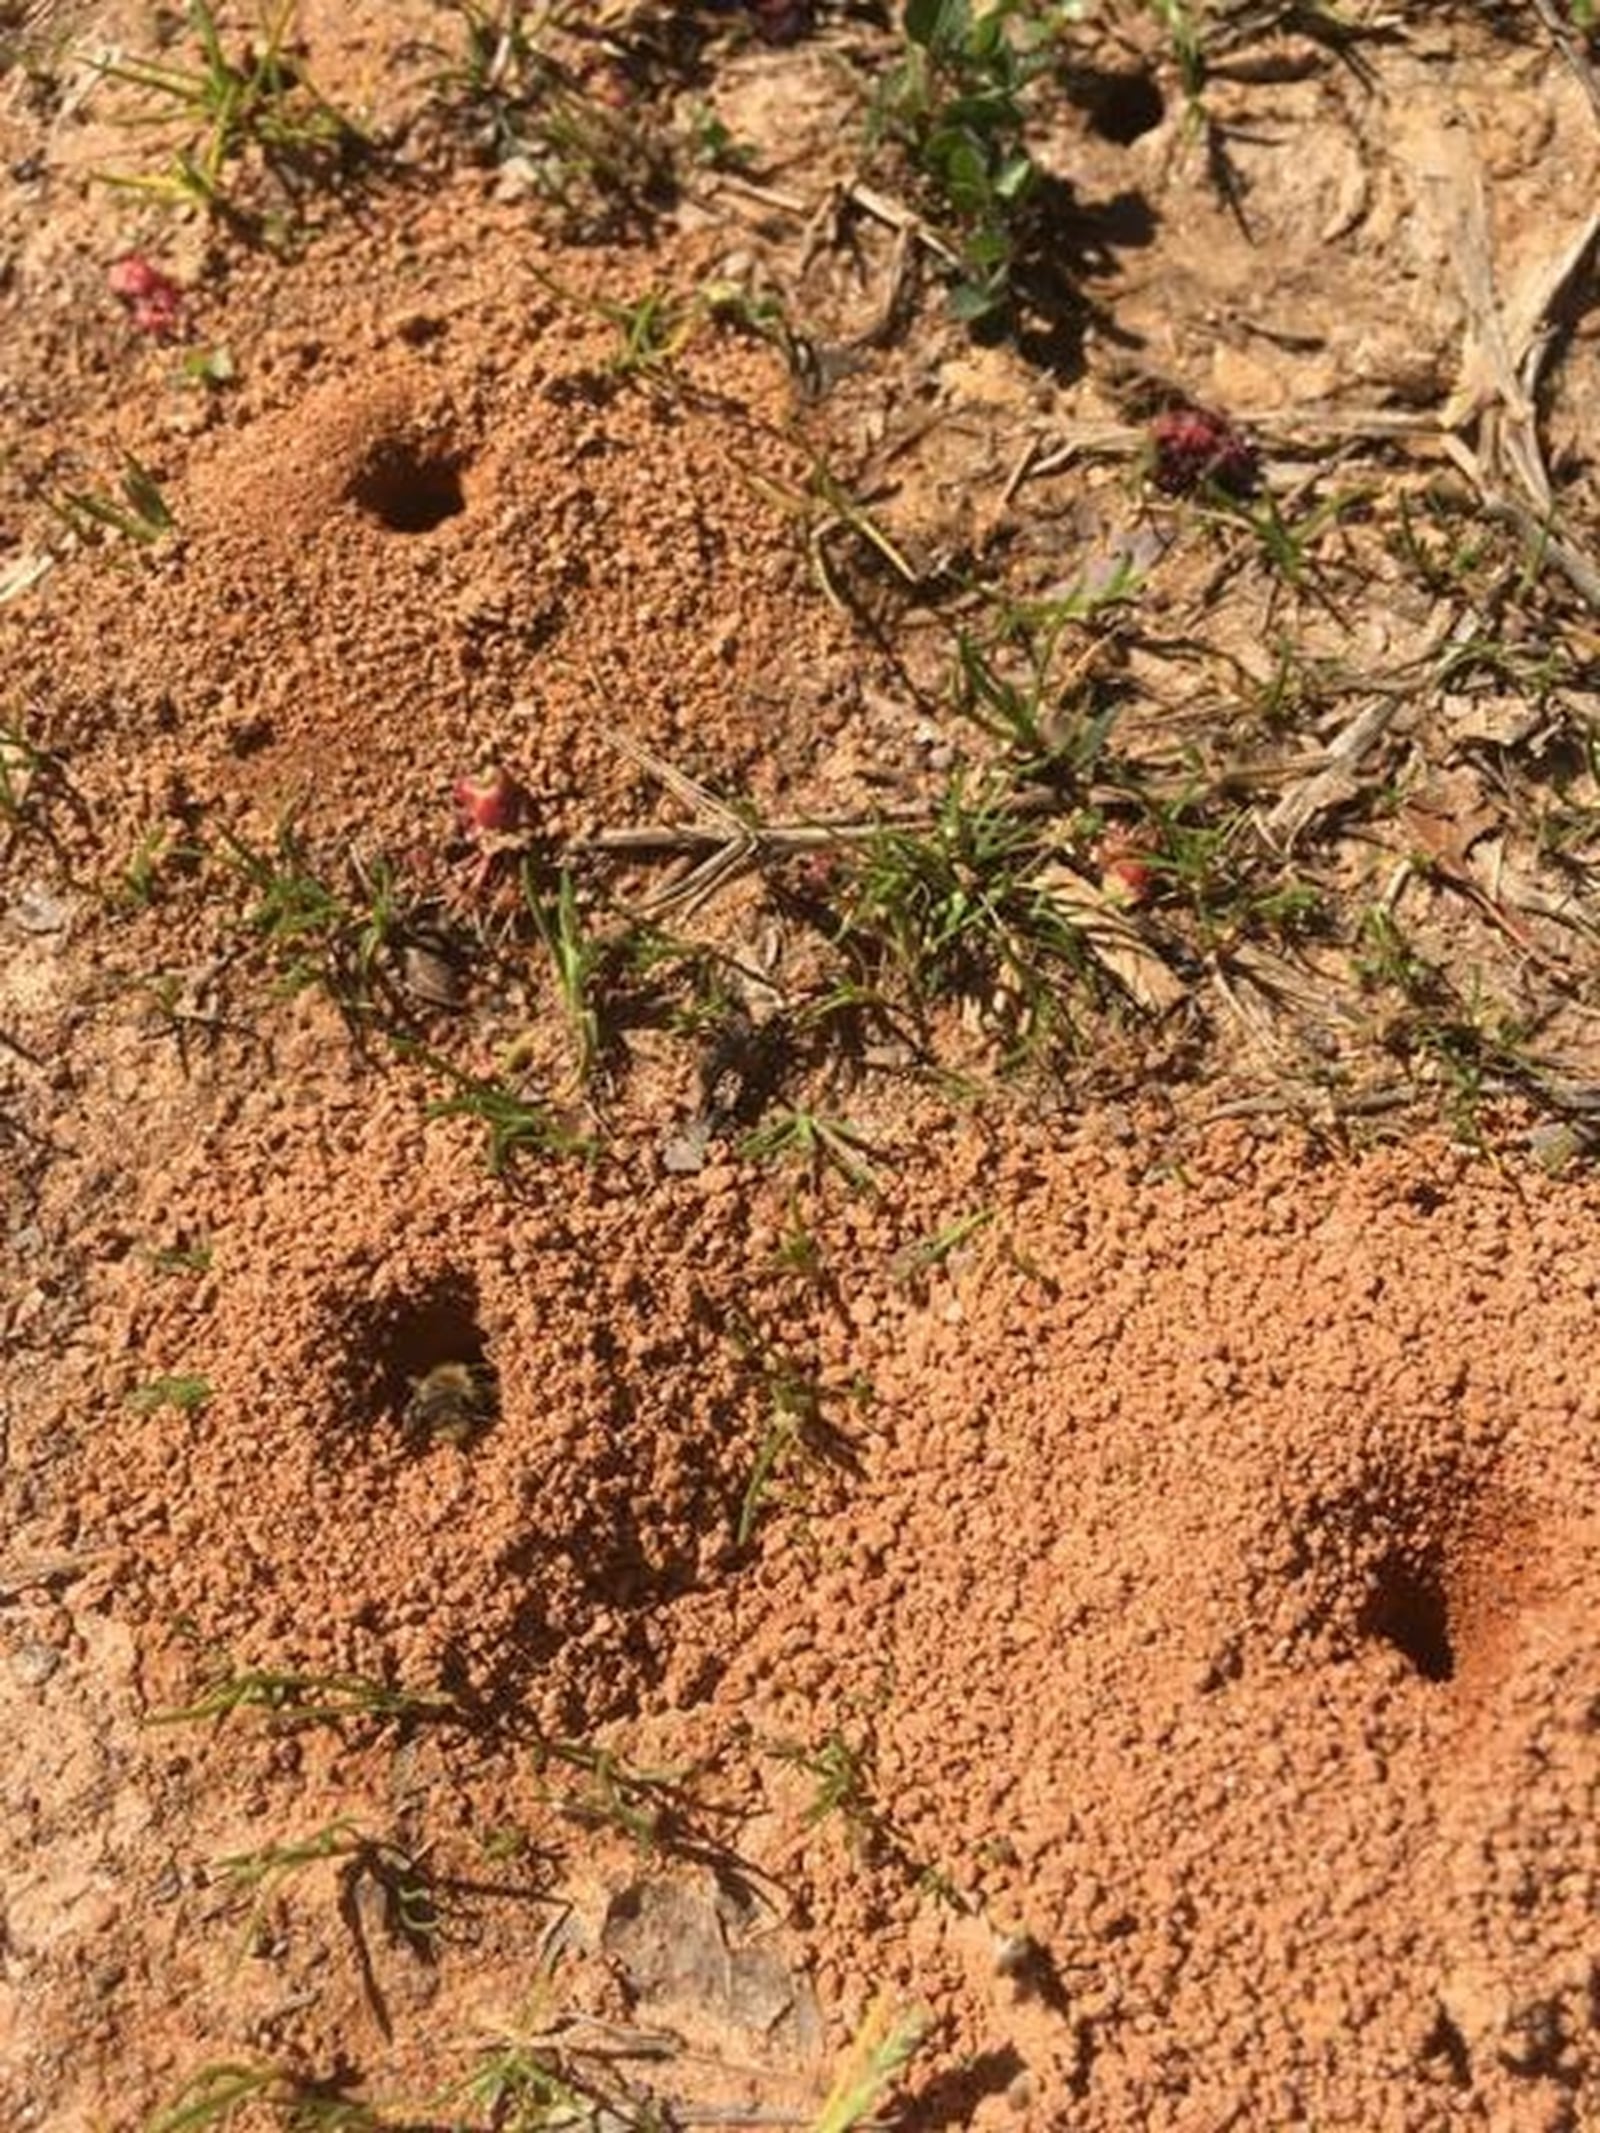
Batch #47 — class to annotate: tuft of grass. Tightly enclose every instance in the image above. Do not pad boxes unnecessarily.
[1148,0,1207,113]
[451,2042,601,2133]
[115,826,197,910]
[127,1373,212,1415]
[1200,483,1363,605]
[406,1042,592,1170]
[147,1658,456,1730]
[530,1734,699,1852]
[775,1725,881,1844]
[597,284,697,378]
[215,1818,438,1962]
[1357,905,1541,1135]
[810,1998,932,2133]
[145,2061,384,2132]
[837,774,1094,1051]
[733,1330,860,1548]
[524,864,604,1086]
[740,1107,879,1192]
[1129,795,1323,950]
[218,822,409,1014]
[425,1,671,230]
[50,455,175,546]
[91,0,367,225]
[452,2025,667,2133]
[769,1723,961,1907]
[944,572,1137,779]
[891,1207,994,1284]
[145,2062,282,2132]
[0,719,56,832]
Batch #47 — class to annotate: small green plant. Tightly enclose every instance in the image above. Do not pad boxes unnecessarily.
[770,1198,826,1283]
[525,864,604,1085]
[216,1819,437,1960]
[839,775,1093,1049]
[146,2061,383,2131]
[92,0,366,223]
[147,1658,456,1729]
[452,2043,602,2133]
[1132,797,1322,948]
[777,1726,881,1843]
[810,1998,931,2133]
[682,97,753,171]
[426,2,670,227]
[530,1734,700,1851]
[51,456,174,546]
[127,1373,213,1415]
[1388,487,1490,594]
[119,828,175,908]
[740,1107,879,1192]
[453,2027,664,2133]
[0,719,55,831]
[146,2062,284,2132]
[115,825,204,909]
[945,572,1136,776]
[891,1207,994,1283]
[872,0,1063,327]
[218,824,407,1012]
[1148,0,1207,111]
[769,1723,958,1907]
[734,1331,858,1547]
[599,285,696,377]
[1202,484,1360,602]
[408,1043,592,1170]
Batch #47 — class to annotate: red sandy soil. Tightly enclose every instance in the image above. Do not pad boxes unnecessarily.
[3,5,1600,2130]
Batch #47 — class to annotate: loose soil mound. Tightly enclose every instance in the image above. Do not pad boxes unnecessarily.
[10,1092,1600,2128]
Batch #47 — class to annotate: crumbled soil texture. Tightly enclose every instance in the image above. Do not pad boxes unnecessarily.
[4,4,1600,2130]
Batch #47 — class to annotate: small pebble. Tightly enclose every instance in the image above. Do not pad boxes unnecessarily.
[7,885,73,936]
[10,1641,61,1686]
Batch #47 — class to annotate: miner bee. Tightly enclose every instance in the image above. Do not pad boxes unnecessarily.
[402,1359,497,1447]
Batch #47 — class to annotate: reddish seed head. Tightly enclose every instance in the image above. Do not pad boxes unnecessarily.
[453,767,526,835]
[108,256,161,300]
[1150,404,1259,499]
[1102,855,1155,906]
[108,255,184,339]
[1097,827,1158,907]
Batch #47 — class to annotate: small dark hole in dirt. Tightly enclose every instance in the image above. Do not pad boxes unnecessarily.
[350,448,466,534]
[1071,66,1166,145]
[910,2046,1028,2129]
[1361,1552,1454,1682]
[1421,2005,1473,2087]
[365,1281,497,1447]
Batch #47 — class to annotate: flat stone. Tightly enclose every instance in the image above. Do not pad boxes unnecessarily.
[10,1641,61,1686]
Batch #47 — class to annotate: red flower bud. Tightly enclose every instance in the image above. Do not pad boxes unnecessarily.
[108,255,184,340]
[1097,827,1158,907]
[453,768,526,835]
[1150,404,1259,499]
[1103,856,1154,905]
